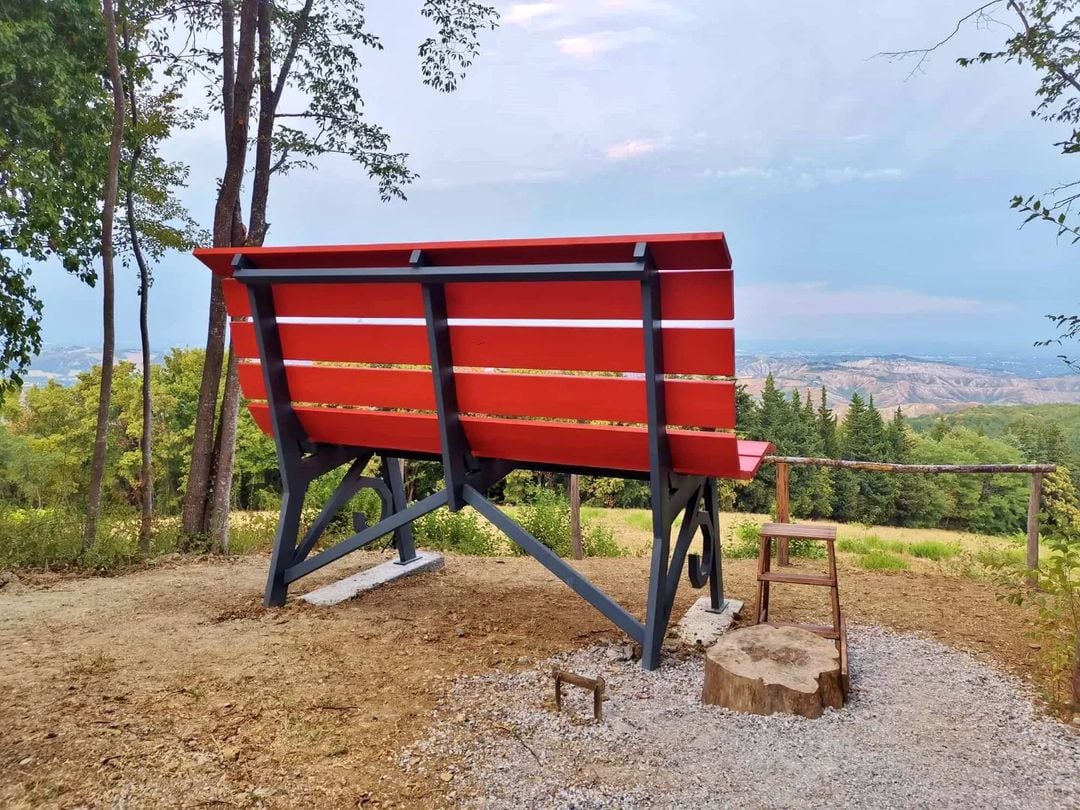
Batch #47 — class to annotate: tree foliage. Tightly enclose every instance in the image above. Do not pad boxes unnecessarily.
[0,0,109,386]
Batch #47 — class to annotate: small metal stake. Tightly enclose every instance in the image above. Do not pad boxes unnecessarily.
[553,668,605,721]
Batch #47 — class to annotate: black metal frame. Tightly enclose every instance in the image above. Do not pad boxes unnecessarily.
[233,243,727,670]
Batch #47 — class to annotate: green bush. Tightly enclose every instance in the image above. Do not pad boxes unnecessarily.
[512,487,623,558]
[839,534,906,556]
[582,522,621,557]
[857,549,910,571]
[412,507,497,556]
[909,540,961,561]
[0,508,188,572]
[724,520,761,559]
[788,539,827,560]
[837,537,868,554]
[974,546,1026,569]
[227,511,281,555]
[723,521,825,560]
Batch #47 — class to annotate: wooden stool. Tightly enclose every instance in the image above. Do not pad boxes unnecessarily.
[756,522,848,689]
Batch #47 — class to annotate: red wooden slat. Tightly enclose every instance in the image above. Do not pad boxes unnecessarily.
[221,271,733,321]
[231,322,734,376]
[237,364,736,428]
[196,232,731,277]
[222,278,250,318]
[246,404,752,477]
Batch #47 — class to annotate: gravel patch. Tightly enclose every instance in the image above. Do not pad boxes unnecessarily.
[399,626,1080,808]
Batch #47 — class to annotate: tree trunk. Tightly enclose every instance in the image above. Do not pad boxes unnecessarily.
[209,352,241,553]
[701,624,844,718]
[569,474,582,560]
[83,0,125,551]
[121,15,153,555]
[181,0,260,542]
[206,0,288,551]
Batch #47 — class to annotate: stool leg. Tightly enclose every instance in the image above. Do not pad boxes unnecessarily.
[827,538,841,639]
[756,535,771,624]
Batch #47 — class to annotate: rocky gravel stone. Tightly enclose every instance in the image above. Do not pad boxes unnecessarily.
[400,626,1080,808]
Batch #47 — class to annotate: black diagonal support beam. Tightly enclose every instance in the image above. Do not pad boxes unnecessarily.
[292,453,381,564]
[284,488,450,584]
[463,486,646,644]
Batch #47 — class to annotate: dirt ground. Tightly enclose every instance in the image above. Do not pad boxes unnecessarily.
[0,551,1043,808]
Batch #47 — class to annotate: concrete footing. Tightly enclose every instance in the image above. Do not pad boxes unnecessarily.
[674,597,743,649]
[300,551,445,607]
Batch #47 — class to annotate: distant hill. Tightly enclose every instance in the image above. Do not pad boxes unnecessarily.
[25,345,1080,418]
[907,403,1080,458]
[736,354,1080,416]
[24,345,160,386]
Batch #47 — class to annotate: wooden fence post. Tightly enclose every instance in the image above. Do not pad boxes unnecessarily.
[1027,471,1043,584]
[569,474,583,560]
[775,462,791,566]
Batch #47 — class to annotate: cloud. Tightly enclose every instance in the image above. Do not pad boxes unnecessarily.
[605,138,663,161]
[419,168,567,190]
[556,27,655,59]
[698,165,904,187]
[504,3,560,26]
[506,1,678,29]
[818,167,903,183]
[738,283,1008,318]
[699,166,773,179]
[842,133,869,142]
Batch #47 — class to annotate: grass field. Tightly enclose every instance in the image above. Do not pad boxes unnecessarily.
[570,507,1029,574]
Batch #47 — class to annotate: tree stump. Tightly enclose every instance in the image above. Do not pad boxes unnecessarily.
[702,624,844,718]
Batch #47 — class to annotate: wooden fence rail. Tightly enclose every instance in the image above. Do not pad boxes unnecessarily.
[762,456,1056,570]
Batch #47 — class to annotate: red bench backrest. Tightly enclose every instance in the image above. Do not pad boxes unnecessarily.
[195,233,762,479]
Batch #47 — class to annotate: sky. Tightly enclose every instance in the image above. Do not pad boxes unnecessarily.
[29,0,1080,358]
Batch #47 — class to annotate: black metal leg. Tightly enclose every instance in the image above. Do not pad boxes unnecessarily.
[704,478,726,611]
[264,486,306,607]
[642,553,670,667]
[383,457,417,564]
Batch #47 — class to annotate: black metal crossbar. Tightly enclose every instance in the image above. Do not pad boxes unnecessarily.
[235,242,728,670]
[232,260,649,285]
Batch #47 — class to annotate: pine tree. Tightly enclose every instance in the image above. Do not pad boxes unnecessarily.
[817,387,838,457]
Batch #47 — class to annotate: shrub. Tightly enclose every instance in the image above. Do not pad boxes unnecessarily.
[840,534,906,556]
[974,547,1026,568]
[227,511,281,555]
[0,508,193,572]
[724,521,824,560]
[512,487,623,558]
[582,522,621,557]
[412,507,497,556]
[857,549,910,571]
[724,520,760,559]
[991,531,1080,710]
[837,537,868,554]
[788,539,827,560]
[909,540,961,561]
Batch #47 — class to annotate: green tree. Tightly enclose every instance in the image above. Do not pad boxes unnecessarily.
[84,0,129,550]
[913,427,1029,533]
[0,0,109,386]
[177,0,500,550]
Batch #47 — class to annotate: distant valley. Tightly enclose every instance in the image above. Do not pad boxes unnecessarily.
[24,345,1080,417]
[736,353,1080,416]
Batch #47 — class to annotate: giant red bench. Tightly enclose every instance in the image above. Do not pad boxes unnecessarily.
[194,233,770,669]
